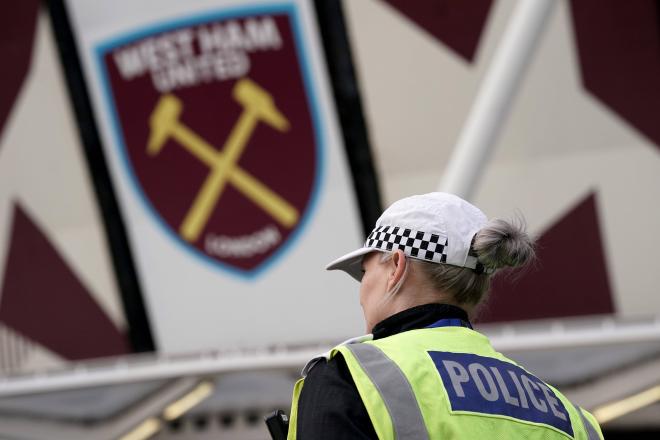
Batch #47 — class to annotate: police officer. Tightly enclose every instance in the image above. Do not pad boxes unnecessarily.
[287,192,604,439]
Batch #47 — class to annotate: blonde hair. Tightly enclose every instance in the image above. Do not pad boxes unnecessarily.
[417,217,535,305]
[378,217,535,306]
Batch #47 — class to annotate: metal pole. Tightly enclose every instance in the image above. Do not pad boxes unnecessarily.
[438,0,556,199]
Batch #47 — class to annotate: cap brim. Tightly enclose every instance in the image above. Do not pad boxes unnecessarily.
[325,247,378,282]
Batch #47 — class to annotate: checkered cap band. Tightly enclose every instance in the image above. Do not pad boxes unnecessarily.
[365,225,449,264]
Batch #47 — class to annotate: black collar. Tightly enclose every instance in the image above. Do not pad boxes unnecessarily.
[371,303,470,340]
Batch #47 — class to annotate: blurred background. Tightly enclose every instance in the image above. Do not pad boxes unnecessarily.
[1,0,659,438]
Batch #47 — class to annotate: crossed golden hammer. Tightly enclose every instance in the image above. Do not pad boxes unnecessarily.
[147,78,299,243]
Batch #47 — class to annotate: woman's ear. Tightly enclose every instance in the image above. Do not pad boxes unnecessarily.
[386,249,407,292]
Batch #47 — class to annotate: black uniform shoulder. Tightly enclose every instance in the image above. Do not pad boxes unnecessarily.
[296,352,377,439]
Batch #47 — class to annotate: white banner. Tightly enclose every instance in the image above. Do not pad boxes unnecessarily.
[66,0,366,352]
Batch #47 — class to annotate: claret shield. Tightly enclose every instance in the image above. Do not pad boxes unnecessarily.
[97,7,320,276]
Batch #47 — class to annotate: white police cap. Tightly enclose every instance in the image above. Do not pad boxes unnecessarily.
[326,192,491,281]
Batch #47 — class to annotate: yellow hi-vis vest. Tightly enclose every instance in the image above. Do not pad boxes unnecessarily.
[288,326,604,440]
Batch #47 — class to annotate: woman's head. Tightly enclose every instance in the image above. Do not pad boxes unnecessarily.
[411,216,535,307]
[326,193,535,331]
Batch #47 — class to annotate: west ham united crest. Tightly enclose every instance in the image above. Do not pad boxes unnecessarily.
[96,5,322,277]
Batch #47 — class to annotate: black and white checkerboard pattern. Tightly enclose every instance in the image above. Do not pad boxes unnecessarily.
[365,225,448,264]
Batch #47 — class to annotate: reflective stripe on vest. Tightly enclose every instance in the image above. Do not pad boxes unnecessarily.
[345,343,429,440]
[574,403,601,440]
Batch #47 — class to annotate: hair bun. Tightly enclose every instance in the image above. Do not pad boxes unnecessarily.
[472,217,535,270]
